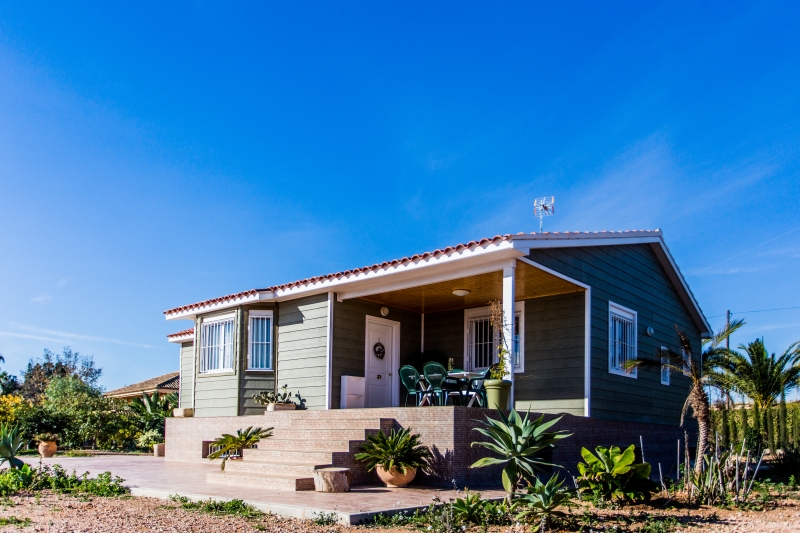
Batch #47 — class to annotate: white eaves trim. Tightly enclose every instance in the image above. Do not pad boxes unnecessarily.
[167,332,195,344]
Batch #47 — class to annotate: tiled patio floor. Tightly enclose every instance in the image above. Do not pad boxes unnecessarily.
[36,456,504,524]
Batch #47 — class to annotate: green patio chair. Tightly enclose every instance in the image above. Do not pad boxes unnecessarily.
[466,367,490,407]
[399,365,424,406]
[423,362,448,406]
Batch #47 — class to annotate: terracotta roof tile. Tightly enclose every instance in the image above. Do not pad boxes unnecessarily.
[163,230,661,317]
[167,328,194,339]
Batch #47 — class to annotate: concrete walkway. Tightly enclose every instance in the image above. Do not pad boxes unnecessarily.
[35,456,504,524]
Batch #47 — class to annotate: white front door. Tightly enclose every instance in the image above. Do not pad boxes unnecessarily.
[365,316,399,408]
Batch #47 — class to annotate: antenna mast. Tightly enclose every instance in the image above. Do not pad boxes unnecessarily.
[533,197,555,232]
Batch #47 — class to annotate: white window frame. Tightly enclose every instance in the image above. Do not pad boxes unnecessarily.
[463,302,525,373]
[248,310,274,371]
[199,313,236,374]
[608,302,637,378]
[660,346,670,385]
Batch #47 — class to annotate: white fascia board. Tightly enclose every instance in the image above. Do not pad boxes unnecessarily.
[650,240,712,338]
[512,235,661,250]
[165,291,275,321]
[167,333,194,344]
[336,253,521,302]
[274,240,522,301]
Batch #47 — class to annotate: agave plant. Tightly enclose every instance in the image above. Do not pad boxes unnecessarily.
[576,444,658,503]
[513,473,574,532]
[470,409,570,501]
[0,424,25,469]
[354,428,431,474]
[208,426,273,470]
[451,490,490,524]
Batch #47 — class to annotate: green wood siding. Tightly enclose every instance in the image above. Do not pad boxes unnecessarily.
[276,294,329,410]
[331,298,421,408]
[527,244,701,425]
[423,309,464,367]
[515,293,585,415]
[192,310,240,417]
[239,305,276,415]
[179,341,194,409]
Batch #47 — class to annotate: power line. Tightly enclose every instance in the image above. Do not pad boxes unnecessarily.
[691,225,800,275]
[707,306,800,319]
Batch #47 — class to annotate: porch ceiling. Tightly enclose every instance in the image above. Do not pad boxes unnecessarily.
[358,260,583,314]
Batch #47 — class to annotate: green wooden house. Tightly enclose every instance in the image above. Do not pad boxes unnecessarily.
[166,230,710,426]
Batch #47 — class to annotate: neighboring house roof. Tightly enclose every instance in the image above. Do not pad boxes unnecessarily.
[105,372,180,399]
[163,229,710,336]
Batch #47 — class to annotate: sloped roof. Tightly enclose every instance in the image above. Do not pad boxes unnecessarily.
[105,372,180,398]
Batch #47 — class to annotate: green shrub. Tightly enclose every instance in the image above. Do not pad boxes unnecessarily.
[311,511,339,525]
[513,473,574,531]
[0,516,30,526]
[576,445,658,504]
[0,424,25,469]
[355,427,431,474]
[208,427,273,470]
[169,495,263,518]
[451,490,489,524]
[136,429,163,449]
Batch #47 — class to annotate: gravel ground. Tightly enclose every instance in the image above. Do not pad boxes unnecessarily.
[0,491,798,533]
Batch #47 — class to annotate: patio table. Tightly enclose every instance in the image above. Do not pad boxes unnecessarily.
[417,371,484,406]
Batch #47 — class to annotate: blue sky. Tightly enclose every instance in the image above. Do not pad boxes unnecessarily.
[0,2,798,391]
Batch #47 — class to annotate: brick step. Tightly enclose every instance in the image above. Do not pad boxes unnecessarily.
[243,448,336,464]
[267,428,375,441]
[206,470,314,491]
[264,438,356,452]
[224,460,329,477]
[275,418,381,431]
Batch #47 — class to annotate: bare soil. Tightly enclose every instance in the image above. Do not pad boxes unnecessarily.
[0,491,797,533]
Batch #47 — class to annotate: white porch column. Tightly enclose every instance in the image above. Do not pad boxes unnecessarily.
[502,265,516,409]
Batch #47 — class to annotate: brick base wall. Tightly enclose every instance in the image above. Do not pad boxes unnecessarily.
[166,408,692,488]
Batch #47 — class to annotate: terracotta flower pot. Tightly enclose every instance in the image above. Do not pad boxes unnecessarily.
[267,403,296,411]
[38,441,57,458]
[376,466,417,488]
[483,379,511,410]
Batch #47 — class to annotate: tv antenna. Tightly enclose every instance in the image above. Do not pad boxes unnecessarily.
[533,197,555,232]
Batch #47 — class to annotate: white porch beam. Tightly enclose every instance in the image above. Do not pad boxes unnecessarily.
[502,265,516,409]
[336,256,519,302]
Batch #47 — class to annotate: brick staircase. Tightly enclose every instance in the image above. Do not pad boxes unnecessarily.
[206,411,392,490]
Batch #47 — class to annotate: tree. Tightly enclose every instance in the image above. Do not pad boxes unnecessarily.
[716,339,800,452]
[626,326,710,476]
[129,392,178,437]
[19,347,101,401]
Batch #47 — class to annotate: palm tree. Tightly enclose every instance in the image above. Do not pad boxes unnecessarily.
[716,339,800,451]
[626,325,730,476]
[208,426,273,470]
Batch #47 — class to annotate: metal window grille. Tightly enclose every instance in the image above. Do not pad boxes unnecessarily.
[468,312,522,371]
[249,316,272,370]
[660,348,670,385]
[609,311,635,373]
[200,318,234,374]
[469,317,494,370]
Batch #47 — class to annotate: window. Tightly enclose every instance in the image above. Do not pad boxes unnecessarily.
[608,302,637,378]
[464,303,524,373]
[660,346,670,385]
[199,314,235,374]
[248,311,273,370]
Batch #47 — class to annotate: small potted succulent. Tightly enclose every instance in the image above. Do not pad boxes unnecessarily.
[36,433,60,458]
[253,384,300,411]
[354,428,431,487]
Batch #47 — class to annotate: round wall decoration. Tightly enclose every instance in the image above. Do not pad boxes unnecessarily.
[373,342,386,359]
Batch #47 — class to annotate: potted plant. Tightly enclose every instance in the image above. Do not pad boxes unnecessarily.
[483,300,513,410]
[484,362,511,410]
[253,384,300,411]
[208,426,273,470]
[354,427,431,487]
[36,433,60,458]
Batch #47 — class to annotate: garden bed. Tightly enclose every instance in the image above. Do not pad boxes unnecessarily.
[0,489,798,532]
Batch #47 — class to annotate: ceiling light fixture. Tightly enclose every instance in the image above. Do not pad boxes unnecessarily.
[452,289,470,297]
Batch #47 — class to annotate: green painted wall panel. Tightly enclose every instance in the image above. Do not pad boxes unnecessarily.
[331,298,421,409]
[527,244,701,425]
[179,342,194,409]
[276,294,329,410]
